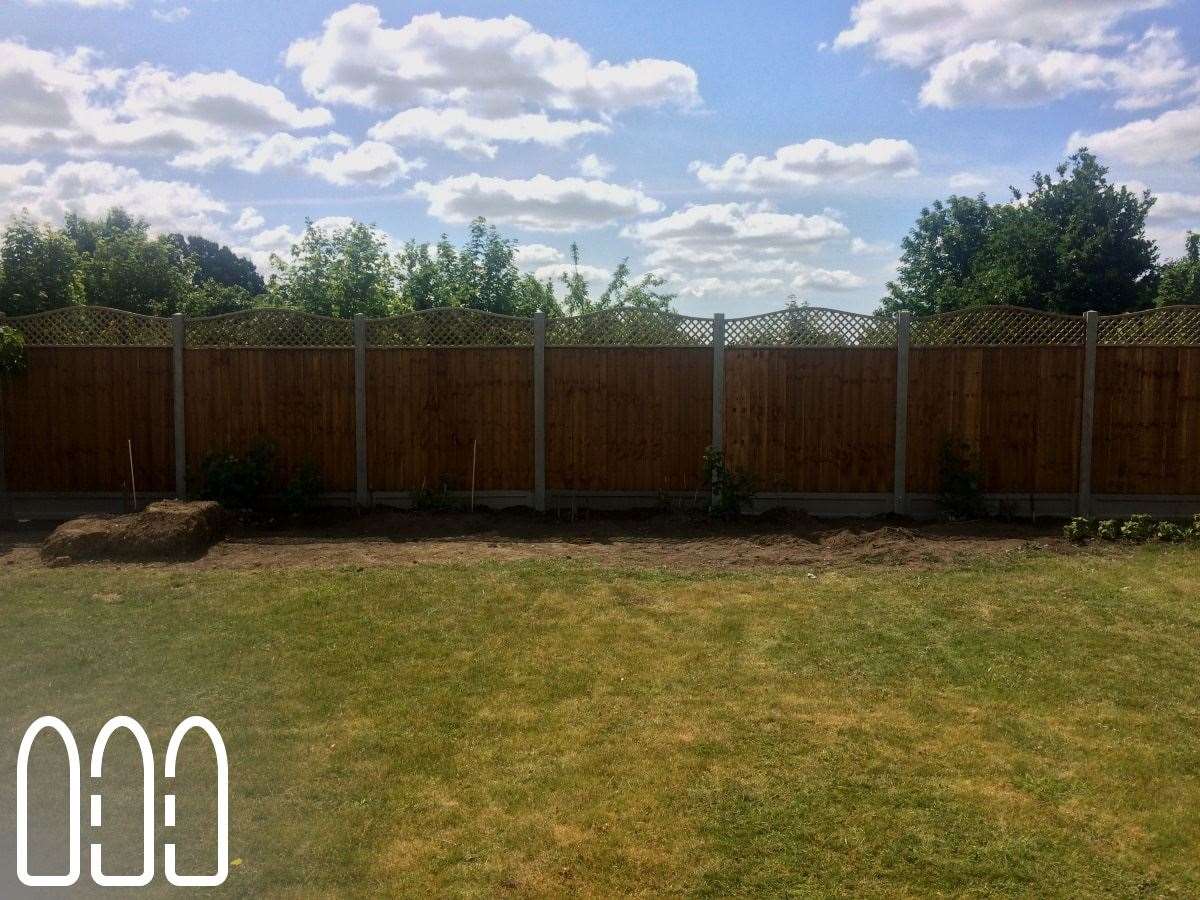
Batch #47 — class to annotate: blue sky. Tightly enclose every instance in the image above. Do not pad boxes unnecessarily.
[3,0,1199,315]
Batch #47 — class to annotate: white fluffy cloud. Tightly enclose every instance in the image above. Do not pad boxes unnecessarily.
[412,174,662,231]
[623,202,861,301]
[232,207,265,231]
[920,28,1196,109]
[304,140,423,186]
[691,138,918,192]
[286,6,699,114]
[0,40,338,174]
[0,159,227,235]
[514,243,564,267]
[577,153,613,178]
[948,171,990,191]
[21,0,130,6]
[1071,105,1200,165]
[835,0,1191,110]
[834,0,1169,67]
[368,107,606,159]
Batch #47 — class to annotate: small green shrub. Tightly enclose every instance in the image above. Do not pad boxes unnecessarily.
[0,325,27,376]
[1063,517,1094,542]
[1191,514,1200,540]
[1120,514,1156,542]
[936,438,986,519]
[1096,519,1120,540]
[198,440,276,510]
[281,460,323,515]
[1155,521,1188,543]
[702,447,755,517]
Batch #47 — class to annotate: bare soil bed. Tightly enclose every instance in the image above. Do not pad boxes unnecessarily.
[0,508,1077,572]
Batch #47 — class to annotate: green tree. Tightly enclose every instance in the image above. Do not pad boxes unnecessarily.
[878,195,994,317]
[0,212,85,315]
[269,219,404,317]
[1157,233,1200,306]
[559,243,592,315]
[596,258,675,312]
[68,209,197,315]
[881,149,1158,316]
[167,233,265,295]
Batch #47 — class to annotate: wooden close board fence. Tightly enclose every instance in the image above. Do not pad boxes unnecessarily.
[3,306,1200,513]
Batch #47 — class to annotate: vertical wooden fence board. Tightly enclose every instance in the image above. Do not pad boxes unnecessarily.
[1093,347,1200,495]
[907,346,1081,494]
[366,348,533,492]
[723,348,896,493]
[2,347,174,492]
[184,348,355,492]
[546,348,712,492]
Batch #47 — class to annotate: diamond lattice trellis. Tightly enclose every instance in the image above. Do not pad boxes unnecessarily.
[186,308,353,347]
[725,307,896,347]
[911,305,1085,346]
[6,306,172,347]
[1098,305,1200,346]
[546,309,713,346]
[368,307,533,347]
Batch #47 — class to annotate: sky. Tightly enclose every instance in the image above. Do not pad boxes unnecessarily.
[2,0,1199,316]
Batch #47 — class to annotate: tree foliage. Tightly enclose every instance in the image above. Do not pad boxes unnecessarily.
[168,233,265,295]
[1157,233,1200,307]
[881,149,1162,316]
[0,213,85,315]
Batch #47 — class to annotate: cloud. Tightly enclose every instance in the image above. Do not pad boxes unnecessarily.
[514,243,564,267]
[623,202,860,300]
[1071,105,1200,165]
[577,153,613,178]
[691,138,919,192]
[304,139,423,186]
[850,236,891,255]
[412,173,662,231]
[21,0,130,7]
[835,1,1191,110]
[948,171,990,191]
[0,159,227,235]
[151,5,190,23]
[232,207,265,231]
[919,29,1197,109]
[285,6,700,115]
[834,0,1169,67]
[368,107,606,159]
[0,39,346,180]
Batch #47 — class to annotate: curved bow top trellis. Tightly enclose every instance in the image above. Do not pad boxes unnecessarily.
[6,303,1200,347]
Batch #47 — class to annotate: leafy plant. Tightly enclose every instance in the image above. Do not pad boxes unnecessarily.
[197,440,277,510]
[1063,517,1094,543]
[702,447,755,517]
[1155,521,1188,543]
[1192,514,1200,540]
[936,438,986,519]
[1096,519,1121,540]
[281,460,323,515]
[1120,514,1156,542]
[0,325,27,376]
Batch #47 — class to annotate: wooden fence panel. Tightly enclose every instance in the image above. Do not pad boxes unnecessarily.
[907,346,1082,494]
[184,349,356,492]
[2,347,174,492]
[367,348,533,492]
[547,348,711,492]
[724,348,896,493]
[1093,347,1200,495]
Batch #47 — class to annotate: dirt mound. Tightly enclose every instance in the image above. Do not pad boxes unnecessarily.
[40,501,226,563]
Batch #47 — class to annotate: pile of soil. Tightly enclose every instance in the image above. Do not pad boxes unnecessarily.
[39,500,226,564]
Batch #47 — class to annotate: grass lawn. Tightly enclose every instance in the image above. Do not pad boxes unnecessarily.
[3,547,1200,897]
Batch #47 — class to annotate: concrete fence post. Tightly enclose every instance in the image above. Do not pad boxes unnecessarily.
[0,312,8,520]
[712,313,726,454]
[354,314,369,509]
[893,311,911,516]
[533,311,547,512]
[1078,310,1098,517]
[172,312,186,499]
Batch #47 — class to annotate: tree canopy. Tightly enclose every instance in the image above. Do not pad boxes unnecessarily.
[880,149,1162,317]
[1157,233,1200,307]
